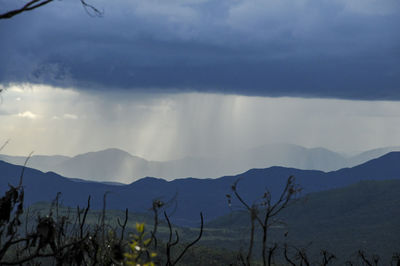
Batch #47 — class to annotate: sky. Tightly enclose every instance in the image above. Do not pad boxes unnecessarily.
[0,0,399,160]
[2,84,400,160]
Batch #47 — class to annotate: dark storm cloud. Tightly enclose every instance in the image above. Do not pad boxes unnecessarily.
[0,0,399,100]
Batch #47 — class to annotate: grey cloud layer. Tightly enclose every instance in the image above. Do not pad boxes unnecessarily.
[1,0,399,99]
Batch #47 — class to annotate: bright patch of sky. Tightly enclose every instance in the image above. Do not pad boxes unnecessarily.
[1,84,400,160]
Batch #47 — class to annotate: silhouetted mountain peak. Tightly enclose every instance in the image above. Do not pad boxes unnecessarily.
[129,176,167,186]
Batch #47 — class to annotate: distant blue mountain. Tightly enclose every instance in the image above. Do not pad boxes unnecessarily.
[2,144,399,183]
[1,152,400,225]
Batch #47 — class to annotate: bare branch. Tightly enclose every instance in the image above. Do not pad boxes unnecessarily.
[164,211,204,266]
[79,196,91,239]
[321,249,336,266]
[116,208,128,243]
[0,0,53,20]
[283,244,296,266]
[267,243,278,266]
[171,212,204,266]
[0,139,10,152]
[0,0,102,20]
[18,152,34,187]
[245,209,256,266]
[80,0,103,17]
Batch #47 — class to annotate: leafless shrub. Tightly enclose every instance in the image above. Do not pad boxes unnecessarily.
[228,175,301,266]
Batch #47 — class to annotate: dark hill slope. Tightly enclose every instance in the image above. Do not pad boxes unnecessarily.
[1,152,400,225]
[207,179,400,263]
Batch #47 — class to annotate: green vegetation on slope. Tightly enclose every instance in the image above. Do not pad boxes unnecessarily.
[205,180,400,264]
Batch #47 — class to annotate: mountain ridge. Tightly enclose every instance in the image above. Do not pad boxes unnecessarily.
[2,144,400,183]
[1,151,400,225]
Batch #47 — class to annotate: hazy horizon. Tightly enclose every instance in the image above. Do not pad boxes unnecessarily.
[2,139,400,162]
[2,84,400,161]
